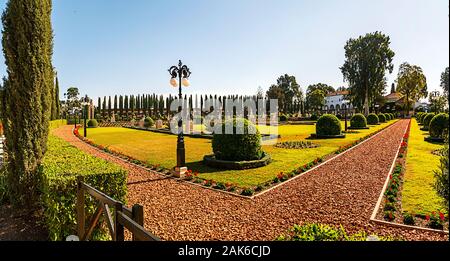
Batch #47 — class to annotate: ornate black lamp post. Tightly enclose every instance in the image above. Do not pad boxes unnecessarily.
[168,60,191,174]
[81,95,89,138]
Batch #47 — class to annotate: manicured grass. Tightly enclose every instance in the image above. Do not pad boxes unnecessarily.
[80,120,396,187]
[402,119,446,215]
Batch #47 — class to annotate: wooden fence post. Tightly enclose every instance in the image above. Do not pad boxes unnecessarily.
[132,204,144,241]
[76,176,85,240]
[115,202,125,241]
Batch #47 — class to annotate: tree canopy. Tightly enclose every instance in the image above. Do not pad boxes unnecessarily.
[396,62,427,116]
[340,31,395,115]
[441,67,449,97]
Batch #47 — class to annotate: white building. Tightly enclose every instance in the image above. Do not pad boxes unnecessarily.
[324,91,352,113]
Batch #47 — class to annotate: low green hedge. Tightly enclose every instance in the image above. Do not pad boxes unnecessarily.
[367,113,379,125]
[49,119,68,130]
[144,117,154,128]
[350,114,367,128]
[40,135,127,241]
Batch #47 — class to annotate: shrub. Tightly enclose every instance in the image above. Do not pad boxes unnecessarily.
[429,113,449,138]
[310,114,318,121]
[403,213,415,225]
[275,141,319,149]
[87,119,99,128]
[386,113,392,121]
[378,114,386,123]
[40,135,127,241]
[316,114,342,136]
[434,137,449,207]
[0,167,8,204]
[241,187,254,196]
[367,113,379,125]
[426,212,445,230]
[212,118,263,161]
[350,114,367,128]
[144,117,154,128]
[422,113,435,130]
[276,223,394,241]
[279,114,288,122]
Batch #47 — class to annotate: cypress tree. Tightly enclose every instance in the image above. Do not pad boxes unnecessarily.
[54,75,60,119]
[97,97,101,117]
[114,95,118,114]
[1,0,54,205]
[108,96,112,117]
[119,95,123,115]
[102,96,107,117]
[124,95,129,112]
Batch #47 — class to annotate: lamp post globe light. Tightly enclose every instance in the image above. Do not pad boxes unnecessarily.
[81,95,89,138]
[168,60,191,177]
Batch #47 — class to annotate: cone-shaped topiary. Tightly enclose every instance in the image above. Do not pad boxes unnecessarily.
[87,119,98,128]
[316,114,342,136]
[378,114,386,123]
[367,113,379,125]
[429,113,449,138]
[212,118,263,161]
[422,113,436,130]
[350,113,367,128]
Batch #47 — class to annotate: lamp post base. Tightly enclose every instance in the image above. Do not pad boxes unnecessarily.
[172,167,188,178]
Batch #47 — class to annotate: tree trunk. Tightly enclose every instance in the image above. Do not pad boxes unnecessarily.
[405,93,409,117]
[364,86,369,116]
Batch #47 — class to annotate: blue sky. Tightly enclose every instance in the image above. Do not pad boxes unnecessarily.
[0,0,448,104]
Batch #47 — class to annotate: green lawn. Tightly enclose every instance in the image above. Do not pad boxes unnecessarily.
[80,120,396,187]
[402,119,446,215]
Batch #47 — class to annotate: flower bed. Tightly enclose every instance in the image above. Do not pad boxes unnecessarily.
[74,121,400,198]
[375,120,448,231]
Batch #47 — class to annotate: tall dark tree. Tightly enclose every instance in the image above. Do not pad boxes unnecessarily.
[114,95,118,114]
[119,95,123,115]
[266,85,285,112]
[341,31,395,115]
[66,87,80,112]
[124,95,129,112]
[1,0,55,205]
[441,67,449,97]
[102,96,107,117]
[97,97,101,117]
[396,62,427,116]
[107,96,112,117]
[390,83,396,94]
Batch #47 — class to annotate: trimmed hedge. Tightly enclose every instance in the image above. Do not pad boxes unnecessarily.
[422,113,436,130]
[378,114,386,123]
[279,114,288,122]
[144,117,154,128]
[429,113,449,138]
[316,114,342,136]
[40,135,127,241]
[87,119,99,128]
[367,113,379,125]
[212,118,263,161]
[385,113,392,121]
[350,114,367,128]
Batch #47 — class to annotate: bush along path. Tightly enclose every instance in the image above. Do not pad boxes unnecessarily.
[73,120,399,198]
[52,122,448,241]
[372,120,448,232]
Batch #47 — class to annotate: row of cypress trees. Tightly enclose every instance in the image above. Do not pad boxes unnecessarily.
[0,0,55,206]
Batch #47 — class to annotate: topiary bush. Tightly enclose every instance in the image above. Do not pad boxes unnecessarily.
[378,114,386,123]
[40,135,127,241]
[316,114,342,136]
[367,113,379,125]
[279,114,288,122]
[385,113,391,121]
[144,117,154,128]
[350,114,367,128]
[87,119,98,128]
[418,112,426,124]
[310,114,319,121]
[212,118,263,161]
[422,113,436,130]
[429,113,449,138]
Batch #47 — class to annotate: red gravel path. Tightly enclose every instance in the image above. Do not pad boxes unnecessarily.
[52,120,448,241]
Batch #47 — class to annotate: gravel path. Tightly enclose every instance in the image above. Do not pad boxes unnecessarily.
[52,120,448,241]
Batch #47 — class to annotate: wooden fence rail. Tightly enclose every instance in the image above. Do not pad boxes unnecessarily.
[76,176,160,241]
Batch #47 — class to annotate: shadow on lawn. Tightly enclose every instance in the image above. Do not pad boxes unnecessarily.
[186,160,229,173]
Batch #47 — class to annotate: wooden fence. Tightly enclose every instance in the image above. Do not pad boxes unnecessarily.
[76,176,160,241]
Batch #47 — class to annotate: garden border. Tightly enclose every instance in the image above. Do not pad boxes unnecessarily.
[72,120,400,200]
[369,119,449,235]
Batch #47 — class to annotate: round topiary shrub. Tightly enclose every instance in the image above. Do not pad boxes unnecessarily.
[422,113,436,130]
[350,114,367,128]
[279,114,288,122]
[316,114,342,136]
[378,114,386,123]
[429,113,449,138]
[390,113,395,120]
[144,117,154,128]
[87,119,98,128]
[212,118,263,161]
[367,113,379,125]
[385,113,392,121]
[418,112,426,124]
